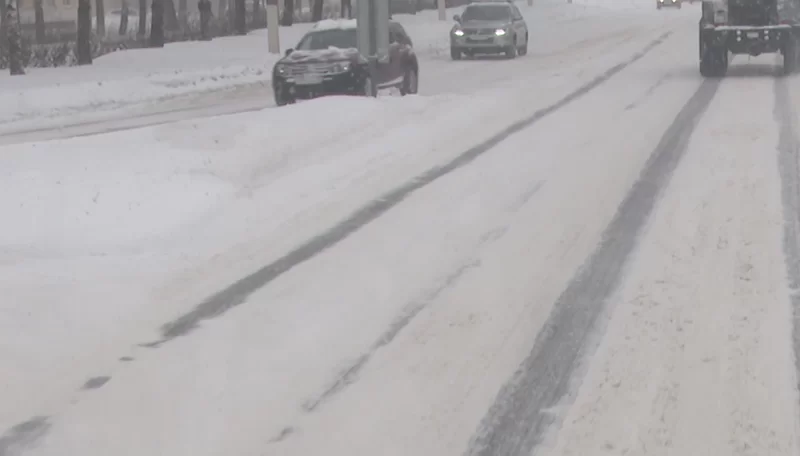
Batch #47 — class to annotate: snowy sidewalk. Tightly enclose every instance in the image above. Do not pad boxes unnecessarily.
[0,9,458,129]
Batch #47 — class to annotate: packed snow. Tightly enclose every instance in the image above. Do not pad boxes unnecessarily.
[542,65,800,456]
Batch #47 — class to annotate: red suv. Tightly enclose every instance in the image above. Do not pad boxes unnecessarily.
[272,19,420,105]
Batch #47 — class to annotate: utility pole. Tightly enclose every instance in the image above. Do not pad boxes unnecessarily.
[357,0,388,97]
[437,0,444,20]
[266,0,279,53]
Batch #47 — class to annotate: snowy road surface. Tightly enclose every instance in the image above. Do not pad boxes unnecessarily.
[3,1,800,456]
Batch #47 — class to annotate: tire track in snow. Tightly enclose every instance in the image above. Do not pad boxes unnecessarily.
[774,77,800,415]
[464,78,721,456]
[140,31,674,349]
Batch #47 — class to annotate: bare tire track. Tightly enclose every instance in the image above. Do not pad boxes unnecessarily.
[464,77,721,456]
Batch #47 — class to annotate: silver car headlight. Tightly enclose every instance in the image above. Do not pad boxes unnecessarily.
[454,29,465,36]
[276,64,288,75]
[495,28,507,36]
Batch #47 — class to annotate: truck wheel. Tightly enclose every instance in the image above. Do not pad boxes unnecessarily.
[700,45,727,77]
[451,47,462,60]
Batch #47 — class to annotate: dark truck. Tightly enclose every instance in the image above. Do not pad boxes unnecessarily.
[699,0,800,76]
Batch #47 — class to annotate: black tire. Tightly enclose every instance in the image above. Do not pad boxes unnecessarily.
[451,47,462,60]
[400,67,419,95]
[518,33,528,56]
[699,44,727,77]
[505,36,517,58]
[274,88,294,106]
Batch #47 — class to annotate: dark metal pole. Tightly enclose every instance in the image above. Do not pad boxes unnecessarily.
[367,0,377,97]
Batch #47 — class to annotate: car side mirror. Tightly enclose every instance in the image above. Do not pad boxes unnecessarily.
[453,14,461,22]
[285,48,293,56]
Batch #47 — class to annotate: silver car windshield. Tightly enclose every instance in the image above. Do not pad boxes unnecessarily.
[461,4,512,21]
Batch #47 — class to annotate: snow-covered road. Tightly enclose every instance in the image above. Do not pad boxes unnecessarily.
[4,2,800,456]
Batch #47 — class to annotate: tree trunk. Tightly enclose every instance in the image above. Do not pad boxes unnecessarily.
[311,0,321,21]
[178,0,186,29]
[119,0,129,35]
[198,0,210,38]
[0,2,6,38]
[5,6,24,74]
[33,0,45,43]
[250,0,258,27]
[95,0,105,37]
[149,0,164,46]
[340,0,350,18]
[234,0,244,33]
[280,0,292,25]
[138,0,147,37]
[77,0,92,64]
[163,0,179,31]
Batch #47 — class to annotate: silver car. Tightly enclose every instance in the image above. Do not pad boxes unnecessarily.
[450,0,529,59]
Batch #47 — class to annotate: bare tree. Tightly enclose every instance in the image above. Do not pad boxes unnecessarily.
[5,2,24,74]
[33,0,45,43]
[119,0,129,34]
[280,0,292,25]
[96,0,105,36]
[341,0,350,18]
[138,0,147,37]
[178,0,187,29]
[77,0,92,64]
[311,0,321,21]
[251,0,259,27]
[0,1,6,37]
[234,0,244,33]
[149,0,164,46]
[164,0,179,31]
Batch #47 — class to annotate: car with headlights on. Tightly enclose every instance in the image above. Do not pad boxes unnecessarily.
[450,0,528,59]
[657,0,681,8]
[272,19,419,106]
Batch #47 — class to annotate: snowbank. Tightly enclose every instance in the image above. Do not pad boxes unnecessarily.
[0,0,662,129]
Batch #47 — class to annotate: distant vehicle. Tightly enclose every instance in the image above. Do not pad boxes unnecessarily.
[450,1,528,59]
[657,0,681,9]
[699,0,800,76]
[272,19,419,105]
